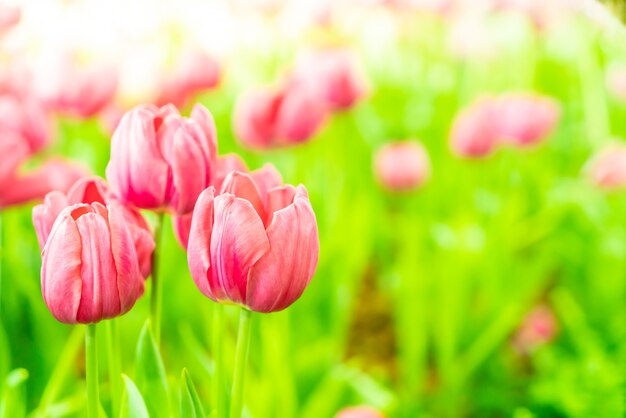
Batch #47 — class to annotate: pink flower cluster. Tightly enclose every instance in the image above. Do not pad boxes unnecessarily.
[234,47,368,149]
[450,93,560,158]
[32,102,320,323]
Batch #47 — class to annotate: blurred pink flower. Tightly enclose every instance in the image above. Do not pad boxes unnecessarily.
[233,81,327,149]
[606,65,626,102]
[106,103,217,214]
[187,166,319,313]
[494,93,559,147]
[513,304,557,352]
[335,406,386,418]
[0,158,87,209]
[0,4,20,32]
[450,98,499,158]
[40,202,145,324]
[585,143,626,189]
[33,177,154,278]
[156,49,221,108]
[0,94,52,155]
[35,54,118,118]
[173,153,249,249]
[293,48,368,111]
[374,140,430,191]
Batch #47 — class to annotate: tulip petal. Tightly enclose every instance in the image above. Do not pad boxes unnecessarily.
[210,194,270,304]
[74,206,120,323]
[32,191,69,250]
[41,207,84,323]
[220,172,266,221]
[247,186,319,312]
[107,106,168,208]
[108,204,145,313]
[187,187,216,299]
[170,125,210,214]
[191,104,218,163]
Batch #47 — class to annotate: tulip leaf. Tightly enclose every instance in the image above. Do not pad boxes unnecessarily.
[0,368,29,418]
[119,374,149,418]
[0,320,10,393]
[179,368,205,418]
[134,321,170,418]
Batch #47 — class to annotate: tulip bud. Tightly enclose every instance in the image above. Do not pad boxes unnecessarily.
[585,143,626,189]
[450,98,499,158]
[374,140,430,191]
[233,82,327,149]
[494,93,559,147]
[106,103,217,214]
[187,167,319,312]
[33,177,154,278]
[0,94,51,155]
[0,158,87,209]
[293,48,368,111]
[41,202,145,324]
[335,406,386,418]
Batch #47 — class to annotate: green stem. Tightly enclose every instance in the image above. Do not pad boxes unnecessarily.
[212,303,226,418]
[229,308,252,418]
[105,320,121,417]
[151,213,165,344]
[35,326,85,418]
[86,324,100,418]
[0,210,3,314]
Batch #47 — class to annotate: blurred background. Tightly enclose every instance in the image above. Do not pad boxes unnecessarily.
[2,0,626,417]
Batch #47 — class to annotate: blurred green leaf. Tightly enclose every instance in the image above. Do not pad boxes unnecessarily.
[134,321,169,418]
[120,374,149,418]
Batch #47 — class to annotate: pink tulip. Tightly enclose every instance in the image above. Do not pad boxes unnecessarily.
[335,406,386,418]
[187,167,319,313]
[374,140,430,191]
[156,50,221,108]
[0,159,87,209]
[585,143,626,189]
[0,94,51,155]
[173,153,249,249]
[233,82,327,149]
[493,94,559,147]
[0,4,20,32]
[35,54,118,118]
[450,98,499,158]
[513,304,557,352]
[33,177,154,278]
[40,202,145,324]
[293,48,368,111]
[106,103,217,214]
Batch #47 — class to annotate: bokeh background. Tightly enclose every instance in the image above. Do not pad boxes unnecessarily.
[2,0,626,417]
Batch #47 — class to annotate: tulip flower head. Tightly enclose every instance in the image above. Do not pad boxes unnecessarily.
[585,143,626,189]
[34,53,118,118]
[106,103,217,214]
[335,406,386,418]
[450,97,499,158]
[33,177,154,278]
[41,202,145,324]
[187,165,319,312]
[374,140,430,191]
[494,93,559,147]
[233,81,327,149]
[293,48,368,111]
